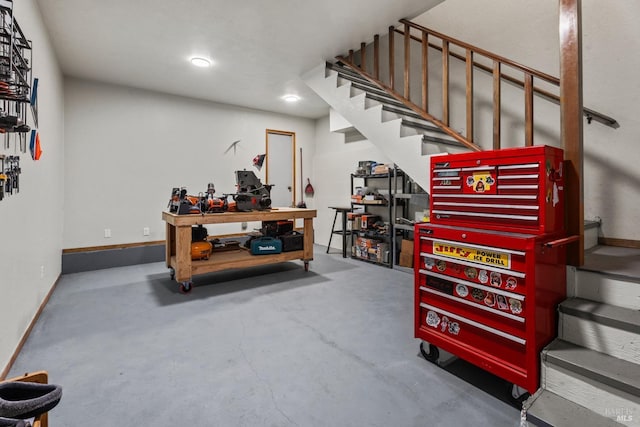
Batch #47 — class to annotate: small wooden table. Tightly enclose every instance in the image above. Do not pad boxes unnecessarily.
[162,207,316,293]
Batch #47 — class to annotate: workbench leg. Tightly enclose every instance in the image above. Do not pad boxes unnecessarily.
[303,217,314,269]
[176,226,193,291]
[165,222,175,268]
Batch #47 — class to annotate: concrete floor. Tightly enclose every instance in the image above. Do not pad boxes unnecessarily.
[10,246,521,427]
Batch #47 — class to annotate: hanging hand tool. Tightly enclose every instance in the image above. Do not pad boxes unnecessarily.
[304,178,315,197]
[0,155,5,201]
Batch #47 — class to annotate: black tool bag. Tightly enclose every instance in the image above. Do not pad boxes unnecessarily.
[280,231,303,252]
[191,225,208,242]
[262,220,293,237]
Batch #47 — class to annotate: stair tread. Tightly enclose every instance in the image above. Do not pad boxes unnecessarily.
[560,297,640,334]
[545,339,640,397]
[526,389,622,427]
[581,245,640,282]
[401,118,443,133]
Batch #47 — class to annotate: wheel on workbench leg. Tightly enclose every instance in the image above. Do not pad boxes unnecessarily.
[169,268,175,280]
[419,341,440,364]
[179,281,193,294]
[304,261,309,272]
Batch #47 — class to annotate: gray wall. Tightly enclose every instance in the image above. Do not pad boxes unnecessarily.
[63,78,317,248]
[0,0,65,373]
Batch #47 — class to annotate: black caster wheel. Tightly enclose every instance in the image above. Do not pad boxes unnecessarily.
[304,261,309,272]
[419,341,440,364]
[506,383,530,408]
[179,281,193,294]
[169,268,175,280]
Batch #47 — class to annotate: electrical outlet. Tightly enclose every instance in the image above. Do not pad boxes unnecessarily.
[40,265,44,278]
[104,228,111,238]
[143,227,150,236]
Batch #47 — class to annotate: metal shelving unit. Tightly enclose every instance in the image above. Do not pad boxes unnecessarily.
[350,168,406,268]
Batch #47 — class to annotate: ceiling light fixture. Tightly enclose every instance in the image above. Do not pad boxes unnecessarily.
[282,94,301,103]
[190,57,211,68]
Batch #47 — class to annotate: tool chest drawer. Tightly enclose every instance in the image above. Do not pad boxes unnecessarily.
[414,222,566,394]
[417,271,527,330]
[417,303,527,371]
[430,145,565,234]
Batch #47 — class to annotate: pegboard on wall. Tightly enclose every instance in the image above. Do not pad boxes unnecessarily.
[0,0,38,201]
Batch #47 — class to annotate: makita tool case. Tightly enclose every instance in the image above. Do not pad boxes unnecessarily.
[250,237,282,255]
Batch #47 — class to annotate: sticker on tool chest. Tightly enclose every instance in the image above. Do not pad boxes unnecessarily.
[432,242,511,268]
[478,269,489,284]
[426,276,454,295]
[464,172,496,194]
[424,256,435,270]
[490,272,503,288]
[425,311,461,336]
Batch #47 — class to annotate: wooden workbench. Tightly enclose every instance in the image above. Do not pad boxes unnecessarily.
[162,207,316,293]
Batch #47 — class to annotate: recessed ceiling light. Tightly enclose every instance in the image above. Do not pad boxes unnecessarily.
[282,94,301,103]
[190,57,211,67]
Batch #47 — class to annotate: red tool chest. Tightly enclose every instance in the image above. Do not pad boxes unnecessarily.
[429,145,565,234]
[415,146,567,394]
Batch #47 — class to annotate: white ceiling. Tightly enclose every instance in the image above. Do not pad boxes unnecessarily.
[34,0,444,119]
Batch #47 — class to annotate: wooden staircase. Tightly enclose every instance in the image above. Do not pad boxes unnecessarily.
[304,17,617,246]
[524,245,640,426]
[304,17,637,427]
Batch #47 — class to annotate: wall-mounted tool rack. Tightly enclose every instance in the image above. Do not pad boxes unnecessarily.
[0,0,33,152]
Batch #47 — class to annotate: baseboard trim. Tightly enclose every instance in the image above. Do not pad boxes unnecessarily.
[598,237,640,249]
[63,240,165,254]
[62,232,251,254]
[1,274,62,381]
[62,242,166,274]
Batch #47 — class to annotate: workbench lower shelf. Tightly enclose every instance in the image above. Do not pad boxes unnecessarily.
[162,207,316,294]
[169,249,306,276]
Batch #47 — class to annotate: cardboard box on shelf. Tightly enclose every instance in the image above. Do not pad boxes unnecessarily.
[373,164,391,174]
[398,239,414,267]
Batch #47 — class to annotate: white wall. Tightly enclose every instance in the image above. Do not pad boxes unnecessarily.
[313,116,393,251]
[411,0,640,241]
[63,79,316,248]
[0,1,65,374]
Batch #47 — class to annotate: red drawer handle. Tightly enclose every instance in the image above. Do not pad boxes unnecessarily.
[543,235,580,248]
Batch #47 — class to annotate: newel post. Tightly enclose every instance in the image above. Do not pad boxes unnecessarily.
[559,0,584,266]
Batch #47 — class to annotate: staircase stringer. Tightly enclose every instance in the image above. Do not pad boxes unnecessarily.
[303,63,431,191]
[335,56,482,153]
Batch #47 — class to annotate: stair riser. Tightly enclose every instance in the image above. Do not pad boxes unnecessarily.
[559,314,640,364]
[573,271,640,310]
[422,141,467,156]
[542,363,640,424]
[304,64,457,192]
[584,225,599,251]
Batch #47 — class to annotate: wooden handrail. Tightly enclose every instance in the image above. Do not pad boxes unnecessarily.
[399,19,560,85]
[393,26,617,128]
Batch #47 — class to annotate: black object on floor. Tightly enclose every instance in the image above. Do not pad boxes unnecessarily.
[0,381,62,419]
[0,417,31,427]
